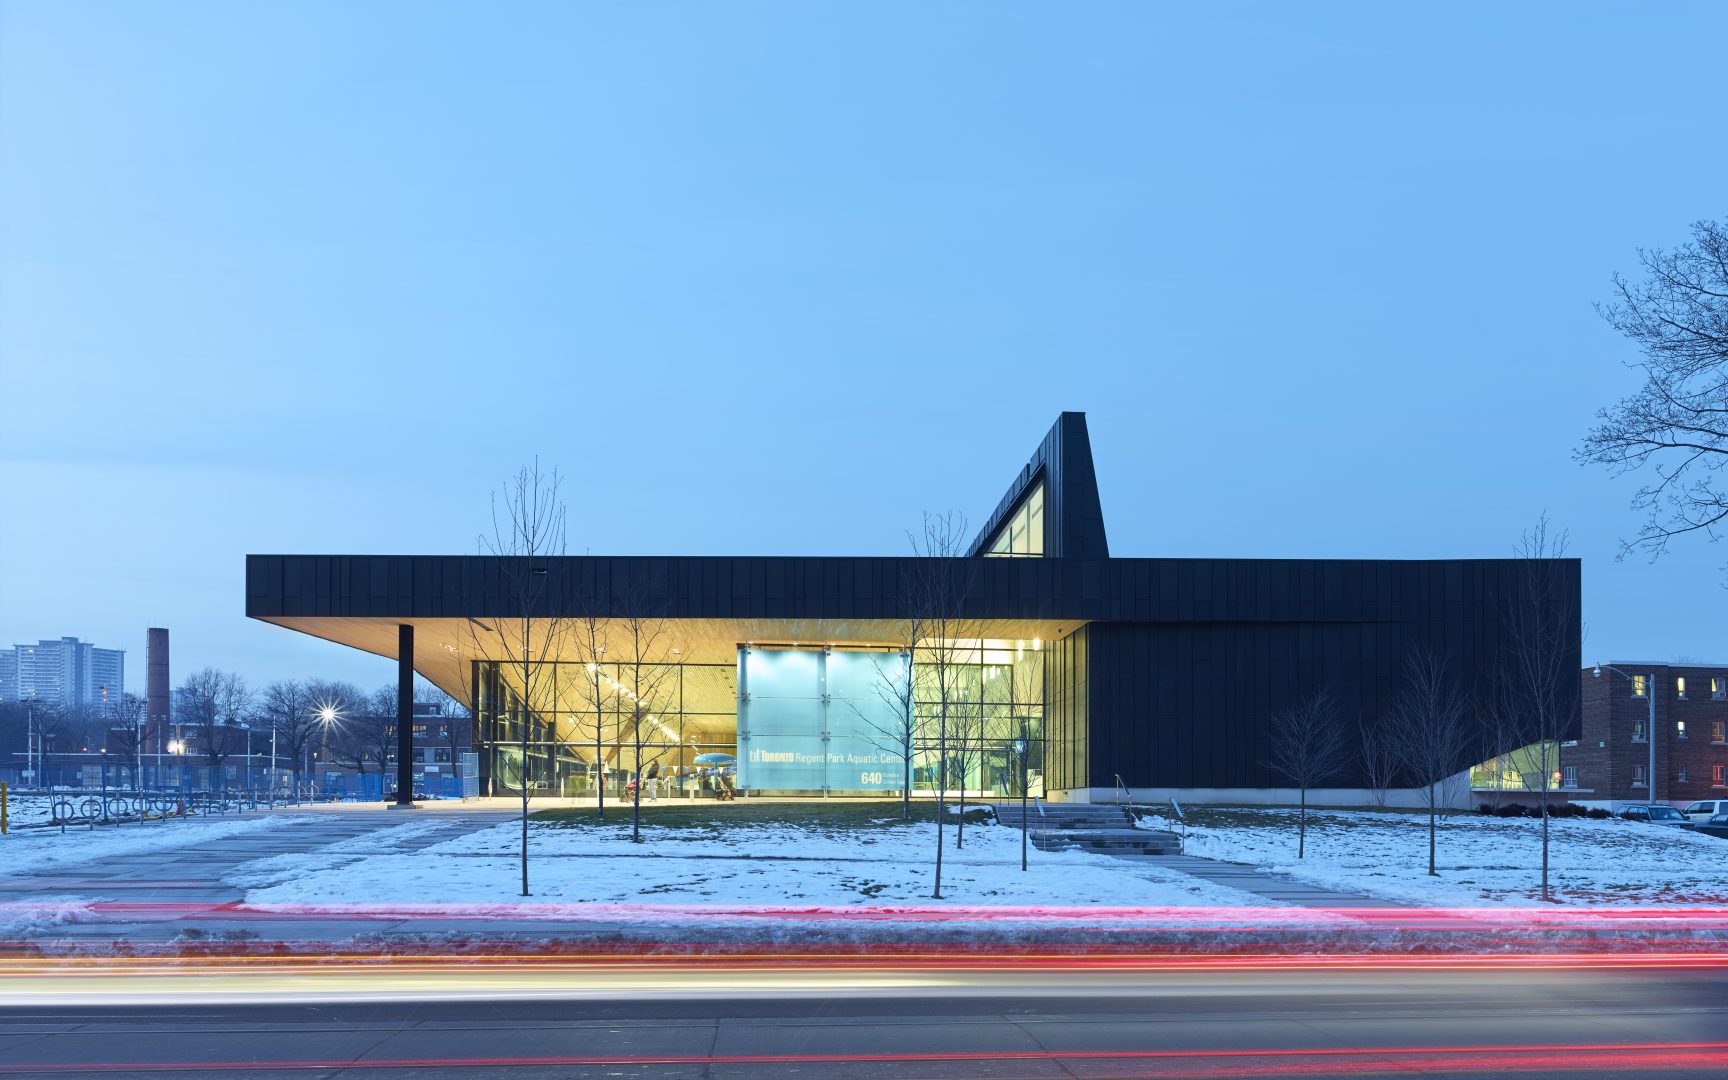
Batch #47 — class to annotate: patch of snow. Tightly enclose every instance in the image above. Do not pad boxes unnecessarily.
[1161,808,1728,906]
[1,795,60,829]
[0,814,310,876]
[0,897,100,938]
[240,818,1265,911]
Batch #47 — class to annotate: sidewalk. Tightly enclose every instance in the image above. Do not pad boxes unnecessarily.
[2,808,516,943]
[1153,854,1394,910]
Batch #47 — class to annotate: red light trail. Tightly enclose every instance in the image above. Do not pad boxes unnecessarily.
[0,1040,1722,1075]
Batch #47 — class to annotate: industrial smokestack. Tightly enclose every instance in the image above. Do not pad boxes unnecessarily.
[146,627,170,755]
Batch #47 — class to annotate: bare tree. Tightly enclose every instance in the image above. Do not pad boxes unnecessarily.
[328,694,393,786]
[949,666,996,848]
[175,669,251,789]
[612,597,682,844]
[849,644,919,822]
[904,511,977,899]
[1389,647,1473,877]
[1357,712,1398,811]
[468,460,574,896]
[30,702,72,786]
[566,602,615,820]
[259,679,317,790]
[1265,688,1350,858]
[108,692,148,787]
[1498,517,1579,902]
[303,679,366,787]
[1578,218,1728,575]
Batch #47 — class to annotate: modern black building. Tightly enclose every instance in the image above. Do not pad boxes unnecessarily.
[246,412,1581,804]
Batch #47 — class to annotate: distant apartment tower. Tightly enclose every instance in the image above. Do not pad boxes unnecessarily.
[146,628,171,754]
[0,637,126,713]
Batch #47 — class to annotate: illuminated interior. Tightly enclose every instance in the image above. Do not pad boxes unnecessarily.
[256,615,1072,799]
[984,480,1045,557]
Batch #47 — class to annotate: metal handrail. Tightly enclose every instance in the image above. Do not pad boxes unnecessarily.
[1167,796,1187,853]
[1113,774,1134,822]
[1034,795,1046,819]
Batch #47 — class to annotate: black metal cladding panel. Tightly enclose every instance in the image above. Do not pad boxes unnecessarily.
[1083,559,1582,790]
[248,554,1578,632]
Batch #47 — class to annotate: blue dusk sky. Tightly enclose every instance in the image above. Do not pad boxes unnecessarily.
[1,2,1724,691]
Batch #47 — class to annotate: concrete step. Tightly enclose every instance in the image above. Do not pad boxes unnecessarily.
[1029,832,1181,850]
[1030,827,1184,855]
[993,802,1182,858]
[994,809,1129,825]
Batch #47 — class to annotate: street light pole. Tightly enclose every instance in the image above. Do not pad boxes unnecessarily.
[1595,663,1659,802]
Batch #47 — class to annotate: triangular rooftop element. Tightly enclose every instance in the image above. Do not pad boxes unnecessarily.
[968,412,1109,558]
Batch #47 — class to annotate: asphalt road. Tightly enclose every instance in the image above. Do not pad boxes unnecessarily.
[2,964,1726,1079]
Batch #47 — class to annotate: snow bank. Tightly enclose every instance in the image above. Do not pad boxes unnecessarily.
[0,897,100,938]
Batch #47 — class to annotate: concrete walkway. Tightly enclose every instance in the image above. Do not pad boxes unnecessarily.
[1150,854,1395,909]
[3,807,519,943]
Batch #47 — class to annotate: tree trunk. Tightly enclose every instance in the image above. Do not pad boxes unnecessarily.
[631,712,643,844]
[1541,788,1551,901]
[901,732,912,821]
[1428,792,1438,876]
[956,744,967,848]
[595,674,606,822]
[1298,786,1307,859]
[521,627,532,897]
[932,704,946,899]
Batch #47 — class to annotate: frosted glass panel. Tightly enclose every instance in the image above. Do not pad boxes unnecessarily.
[746,648,819,699]
[827,651,904,700]
[739,647,912,792]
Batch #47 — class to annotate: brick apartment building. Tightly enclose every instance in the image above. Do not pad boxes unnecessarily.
[1561,662,1728,807]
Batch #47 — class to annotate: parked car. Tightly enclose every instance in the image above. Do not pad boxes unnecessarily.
[1680,799,1728,823]
[1618,804,1695,826]
[1694,812,1728,840]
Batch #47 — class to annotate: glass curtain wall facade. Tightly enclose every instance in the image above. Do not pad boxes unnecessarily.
[911,639,1046,798]
[473,635,1049,799]
[474,659,738,798]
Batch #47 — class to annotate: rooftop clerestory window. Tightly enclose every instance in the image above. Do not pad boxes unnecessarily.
[984,481,1046,558]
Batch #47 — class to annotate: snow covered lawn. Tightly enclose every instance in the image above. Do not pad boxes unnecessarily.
[236,813,1259,911]
[1151,807,1728,906]
[0,814,308,876]
[1,794,59,829]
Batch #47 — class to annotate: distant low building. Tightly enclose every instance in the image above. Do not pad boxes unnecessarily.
[316,701,473,798]
[1561,662,1728,806]
[1,636,126,712]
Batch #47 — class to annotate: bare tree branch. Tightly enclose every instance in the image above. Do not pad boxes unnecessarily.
[1579,218,1728,576]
